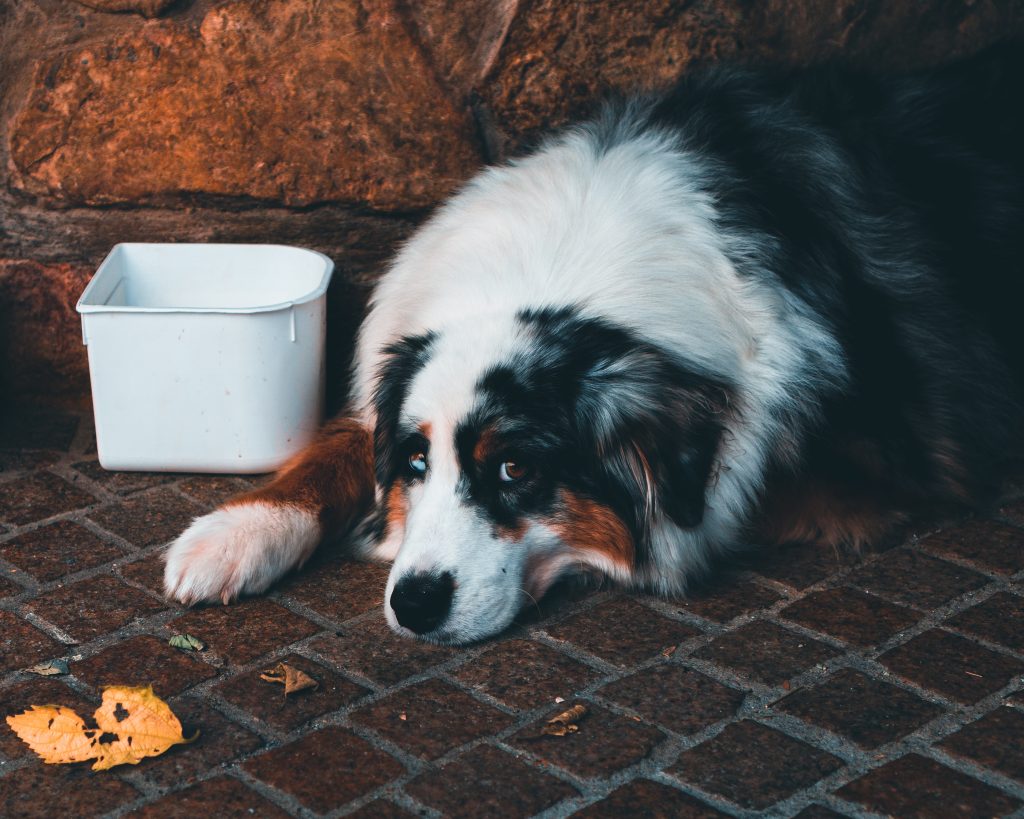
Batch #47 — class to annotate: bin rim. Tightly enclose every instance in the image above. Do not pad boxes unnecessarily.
[76,242,335,316]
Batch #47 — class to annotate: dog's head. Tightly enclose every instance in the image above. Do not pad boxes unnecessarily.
[373,307,730,644]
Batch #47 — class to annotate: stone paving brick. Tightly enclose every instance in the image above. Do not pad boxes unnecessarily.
[920,520,1023,575]
[118,552,168,596]
[581,778,724,814]
[0,677,94,759]
[88,489,203,547]
[509,702,666,780]
[940,706,1024,782]
[4,416,1024,817]
[575,778,727,818]
[352,678,515,760]
[0,471,97,525]
[310,617,455,686]
[596,664,745,735]
[0,450,60,473]
[668,720,843,810]
[215,652,369,731]
[837,753,1021,818]
[0,610,64,673]
[792,806,849,818]
[168,599,321,665]
[243,725,405,814]
[453,638,601,710]
[775,668,944,748]
[176,476,254,507]
[279,554,391,622]
[693,620,836,686]
[546,597,700,666]
[71,460,179,495]
[945,591,1024,652]
[846,548,988,609]
[405,744,578,817]
[749,540,860,590]
[71,634,219,696]
[345,801,418,818]
[125,776,291,819]
[780,586,919,646]
[0,520,127,581]
[879,629,1024,704]
[135,698,265,788]
[25,574,167,642]
[676,578,783,623]
[0,762,142,818]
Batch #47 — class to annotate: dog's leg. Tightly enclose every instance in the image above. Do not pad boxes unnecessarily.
[163,417,375,605]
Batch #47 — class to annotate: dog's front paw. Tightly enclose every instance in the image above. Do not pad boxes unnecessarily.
[163,502,320,605]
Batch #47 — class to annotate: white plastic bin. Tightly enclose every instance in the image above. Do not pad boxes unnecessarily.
[76,243,334,473]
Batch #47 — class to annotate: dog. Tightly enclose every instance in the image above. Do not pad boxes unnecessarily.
[164,46,1023,645]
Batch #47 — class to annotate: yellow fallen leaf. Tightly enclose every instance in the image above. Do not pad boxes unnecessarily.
[4,705,98,764]
[259,662,318,696]
[5,685,196,771]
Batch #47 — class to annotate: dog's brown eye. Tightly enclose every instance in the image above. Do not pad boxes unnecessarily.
[408,452,428,476]
[498,460,527,482]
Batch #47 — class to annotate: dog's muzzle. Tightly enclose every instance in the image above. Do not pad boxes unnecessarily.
[389,571,454,634]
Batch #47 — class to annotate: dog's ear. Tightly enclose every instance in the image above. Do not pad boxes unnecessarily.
[659,418,724,528]
[597,410,724,537]
[576,345,729,537]
[372,332,436,484]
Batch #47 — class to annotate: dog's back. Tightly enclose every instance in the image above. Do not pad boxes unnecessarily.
[647,45,1024,507]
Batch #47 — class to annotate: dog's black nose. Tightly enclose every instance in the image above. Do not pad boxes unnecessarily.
[390,571,454,634]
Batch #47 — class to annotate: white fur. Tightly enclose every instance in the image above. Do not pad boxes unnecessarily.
[166,119,846,641]
[349,124,844,641]
[164,503,320,605]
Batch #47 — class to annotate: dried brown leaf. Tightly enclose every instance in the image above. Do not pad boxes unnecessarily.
[537,703,589,738]
[259,662,318,696]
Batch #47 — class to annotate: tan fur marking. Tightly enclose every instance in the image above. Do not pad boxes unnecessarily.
[225,417,375,535]
[551,490,634,568]
[493,521,528,542]
[932,436,972,501]
[386,482,407,535]
[473,427,499,464]
[418,421,432,440]
[754,478,905,550]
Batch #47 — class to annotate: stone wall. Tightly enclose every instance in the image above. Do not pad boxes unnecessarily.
[2,0,1022,408]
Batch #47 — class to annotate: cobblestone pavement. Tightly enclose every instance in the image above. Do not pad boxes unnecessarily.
[1,405,1023,818]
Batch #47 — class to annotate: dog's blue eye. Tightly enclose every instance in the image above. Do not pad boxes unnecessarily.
[498,460,527,482]
[408,452,428,475]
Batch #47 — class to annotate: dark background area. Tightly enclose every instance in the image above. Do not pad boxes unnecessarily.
[1,0,1022,410]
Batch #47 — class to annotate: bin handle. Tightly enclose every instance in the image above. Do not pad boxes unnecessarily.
[289,306,297,343]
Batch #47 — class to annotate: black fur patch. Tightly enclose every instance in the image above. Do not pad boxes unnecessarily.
[373,331,436,486]
[454,308,734,557]
[643,45,1024,502]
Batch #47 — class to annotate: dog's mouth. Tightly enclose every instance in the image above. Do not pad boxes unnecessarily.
[383,578,530,645]
[384,609,510,646]
[387,621,471,646]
